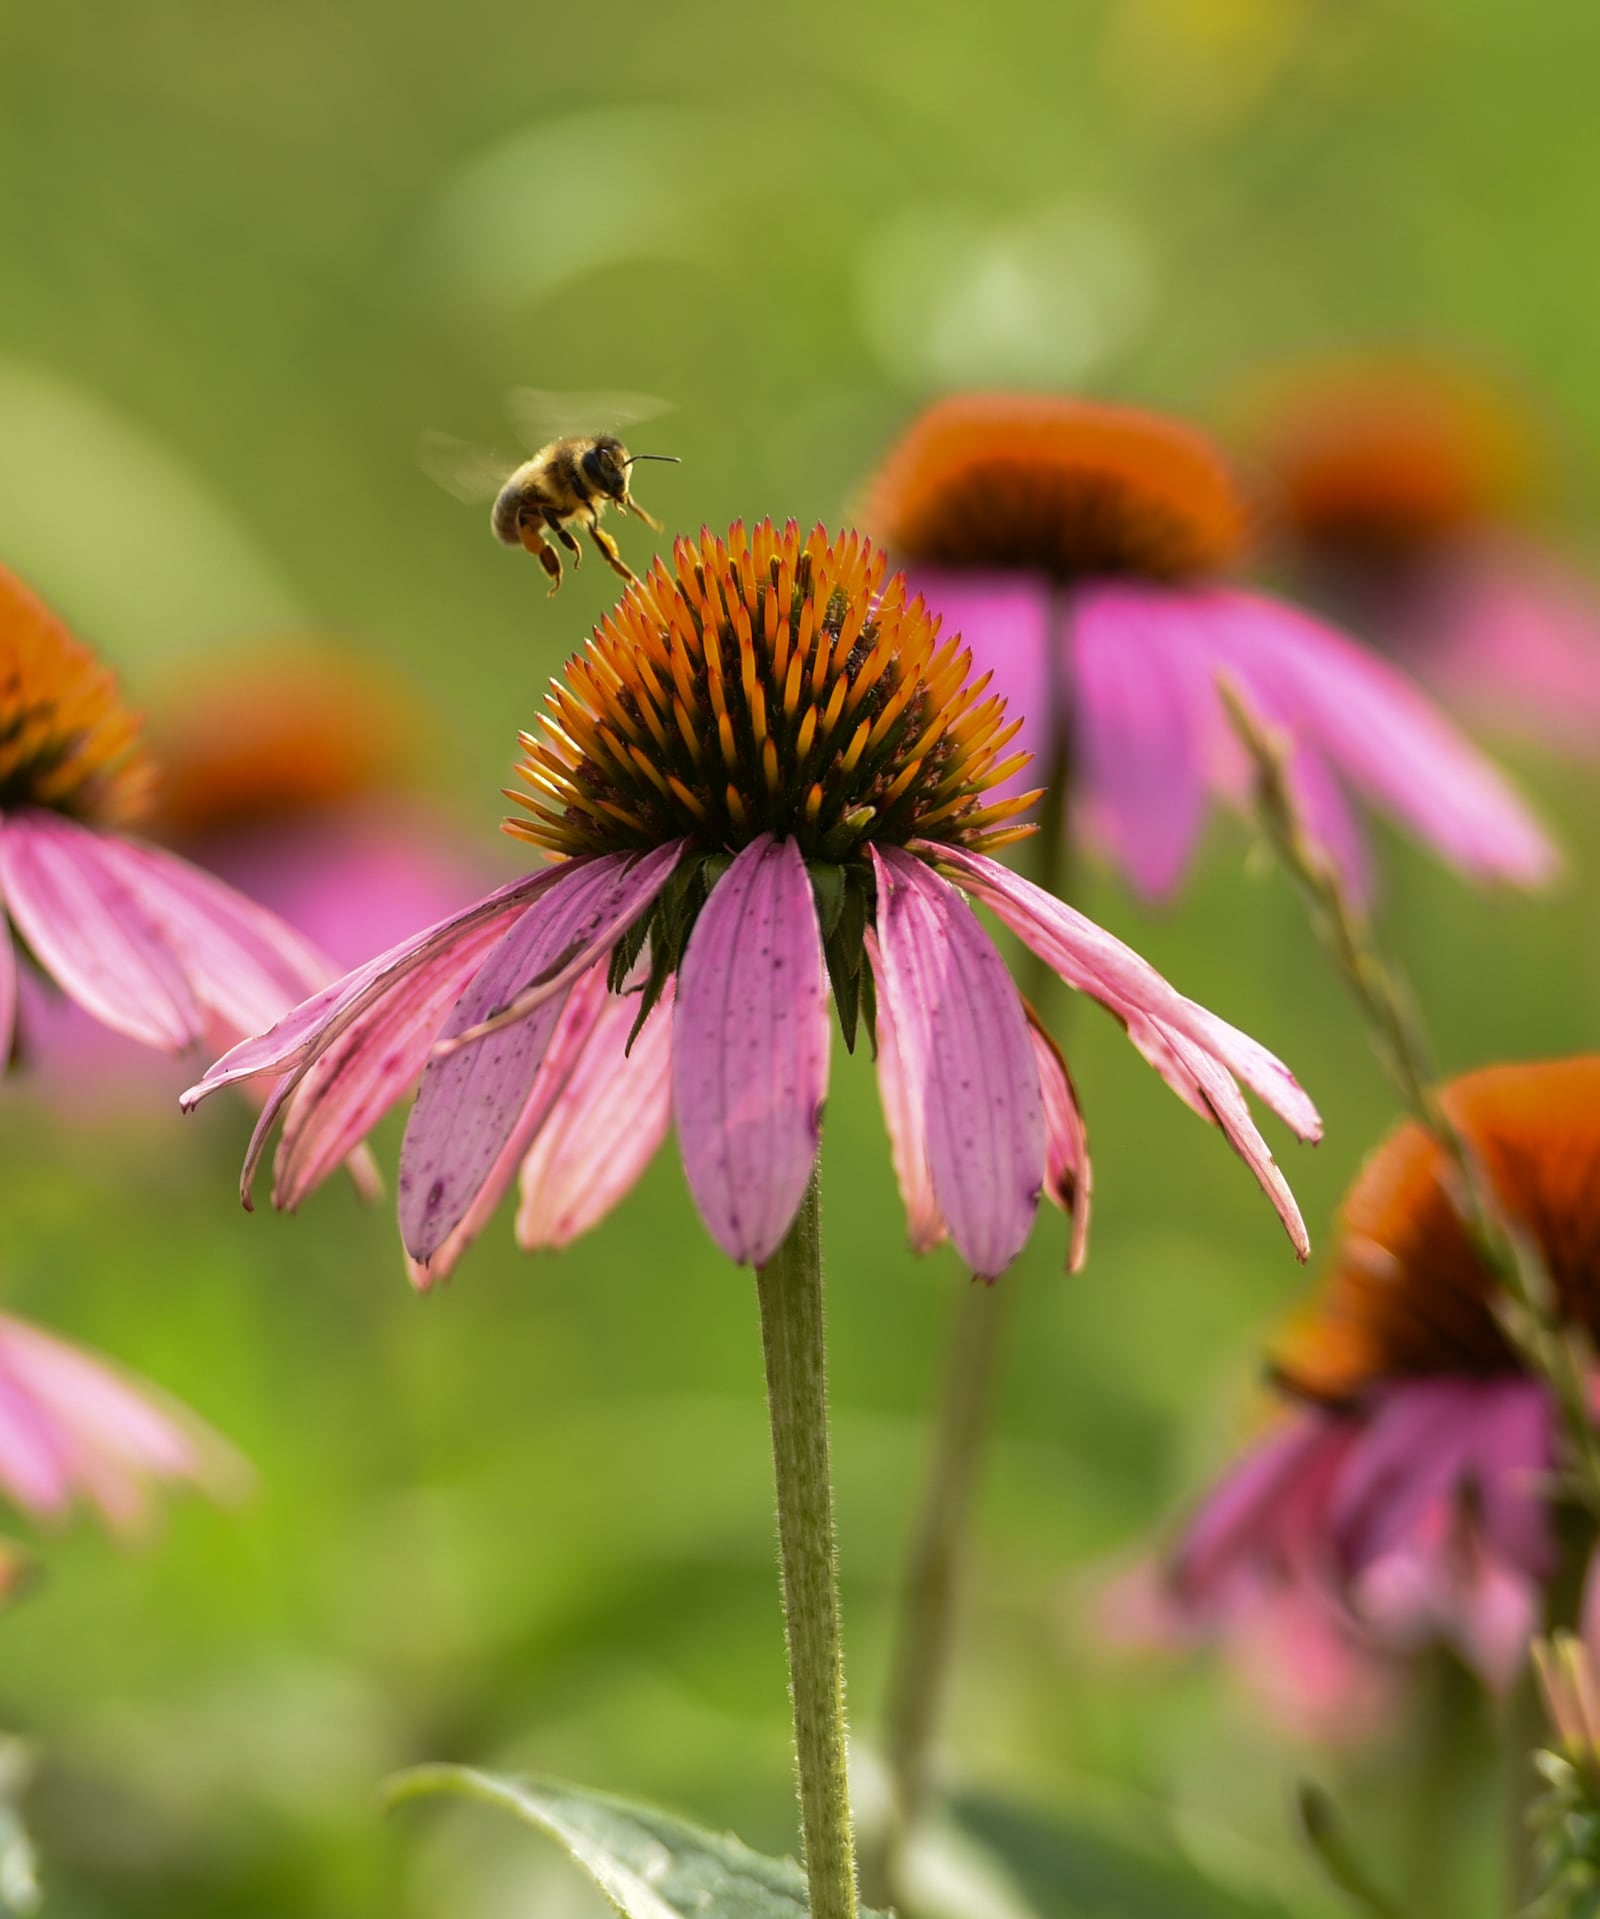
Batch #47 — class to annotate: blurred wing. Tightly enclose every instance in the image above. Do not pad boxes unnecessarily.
[417,430,515,505]
[506,387,675,448]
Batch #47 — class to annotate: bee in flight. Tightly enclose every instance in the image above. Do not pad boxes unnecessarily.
[421,390,680,596]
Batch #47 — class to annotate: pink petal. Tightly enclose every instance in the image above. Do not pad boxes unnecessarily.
[92,836,331,1041]
[902,568,1058,806]
[1466,1380,1556,1579]
[1026,1013,1091,1272]
[400,846,683,1267]
[672,835,830,1266]
[1204,587,1558,889]
[929,843,1321,1141]
[1070,583,1218,900]
[0,812,201,1050]
[267,913,515,1211]
[869,846,1043,1279]
[516,978,675,1253]
[183,866,566,1106]
[0,910,14,1067]
[407,960,618,1285]
[865,929,947,1255]
[1329,1380,1487,1575]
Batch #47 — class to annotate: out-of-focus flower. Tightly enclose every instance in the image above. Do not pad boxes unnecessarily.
[1530,1635,1600,1915]
[0,1310,235,1535]
[0,565,335,1074]
[863,394,1556,906]
[185,519,1321,1282]
[1165,1056,1600,1698]
[1248,355,1600,756]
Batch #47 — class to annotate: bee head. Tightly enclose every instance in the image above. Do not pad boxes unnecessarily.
[581,437,631,503]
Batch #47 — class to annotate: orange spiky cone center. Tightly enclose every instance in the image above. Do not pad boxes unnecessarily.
[0,564,153,826]
[507,518,1040,864]
[864,393,1252,584]
[1274,1058,1600,1406]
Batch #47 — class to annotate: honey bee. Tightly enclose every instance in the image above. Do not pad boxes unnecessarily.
[421,390,680,596]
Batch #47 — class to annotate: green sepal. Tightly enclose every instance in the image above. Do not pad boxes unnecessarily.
[807,860,846,940]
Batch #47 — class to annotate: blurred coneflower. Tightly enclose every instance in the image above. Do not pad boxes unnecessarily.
[1167,1057,1600,1696]
[185,518,1321,1282]
[0,1310,235,1535]
[1248,355,1600,757]
[0,564,337,1072]
[863,393,1556,905]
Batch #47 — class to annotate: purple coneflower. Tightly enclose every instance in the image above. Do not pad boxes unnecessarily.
[0,564,336,1070]
[1250,354,1600,758]
[863,393,1556,905]
[185,518,1320,1283]
[1167,1056,1600,1697]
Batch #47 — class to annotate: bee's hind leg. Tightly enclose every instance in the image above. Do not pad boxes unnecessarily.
[518,519,563,594]
[586,516,638,585]
[544,510,583,569]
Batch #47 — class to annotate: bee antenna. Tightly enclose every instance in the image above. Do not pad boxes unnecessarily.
[622,453,682,467]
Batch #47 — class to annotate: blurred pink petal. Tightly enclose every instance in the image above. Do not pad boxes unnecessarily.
[866,929,948,1256]
[0,910,13,1066]
[901,569,1058,807]
[517,978,675,1253]
[399,846,683,1266]
[869,846,1043,1280]
[0,1311,236,1535]
[1025,1012,1091,1272]
[673,836,829,1266]
[1329,1381,1500,1576]
[0,812,200,1050]
[1070,583,1218,900]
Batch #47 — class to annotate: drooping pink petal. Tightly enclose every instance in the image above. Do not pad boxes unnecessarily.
[183,866,566,1106]
[1328,1380,1488,1576]
[1203,587,1558,889]
[407,960,618,1285]
[91,835,332,1040]
[672,835,830,1266]
[400,845,683,1266]
[1070,583,1218,900]
[869,846,1044,1279]
[516,978,675,1254]
[1025,1012,1091,1272]
[0,1311,239,1535]
[903,569,1058,807]
[266,912,516,1211]
[1465,1380,1557,1579]
[0,812,201,1050]
[865,928,947,1255]
[929,842,1321,1142]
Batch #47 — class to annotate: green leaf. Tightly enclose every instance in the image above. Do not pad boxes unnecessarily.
[387,1765,892,1919]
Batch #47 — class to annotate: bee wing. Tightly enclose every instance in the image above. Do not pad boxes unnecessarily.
[505,387,675,449]
[417,430,516,505]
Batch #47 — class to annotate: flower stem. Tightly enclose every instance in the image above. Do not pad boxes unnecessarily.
[1226,687,1600,1523]
[756,1168,858,1919]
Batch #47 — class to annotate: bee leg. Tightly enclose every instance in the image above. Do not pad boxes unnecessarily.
[624,499,664,534]
[586,518,638,585]
[517,520,563,594]
[544,510,583,569]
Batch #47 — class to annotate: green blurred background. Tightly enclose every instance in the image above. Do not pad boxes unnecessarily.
[0,2,1596,1912]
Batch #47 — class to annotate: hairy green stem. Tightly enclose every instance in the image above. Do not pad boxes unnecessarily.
[756,1169,858,1919]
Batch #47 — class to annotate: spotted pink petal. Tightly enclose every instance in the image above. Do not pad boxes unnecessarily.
[183,866,564,1106]
[0,1311,237,1534]
[672,835,829,1266]
[869,846,1044,1279]
[903,569,1058,808]
[516,978,675,1254]
[407,961,619,1285]
[1205,587,1558,889]
[865,928,947,1255]
[92,835,332,1040]
[1070,583,1219,900]
[929,842,1321,1142]
[400,845,684,1266]
[0,811,201,1050]
[1025,1012,1091,1272]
